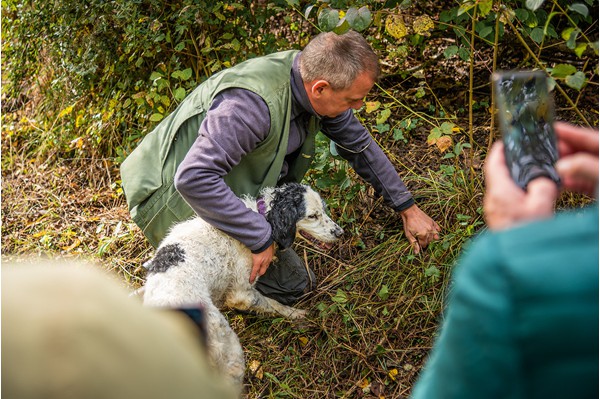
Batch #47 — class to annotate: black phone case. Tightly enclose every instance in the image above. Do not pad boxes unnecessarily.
[492,70,561,189]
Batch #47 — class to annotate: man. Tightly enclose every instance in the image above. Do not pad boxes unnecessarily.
[410,122,599,398]
[121,31,440,305]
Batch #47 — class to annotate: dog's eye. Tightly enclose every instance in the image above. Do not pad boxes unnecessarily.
[308,213,319,220]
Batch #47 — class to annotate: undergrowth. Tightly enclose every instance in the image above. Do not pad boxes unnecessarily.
[1,0,598,397]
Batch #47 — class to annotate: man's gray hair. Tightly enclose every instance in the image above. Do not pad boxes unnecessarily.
[299,30,380,91]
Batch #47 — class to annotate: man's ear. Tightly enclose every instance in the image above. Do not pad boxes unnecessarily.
[311,80,329,97]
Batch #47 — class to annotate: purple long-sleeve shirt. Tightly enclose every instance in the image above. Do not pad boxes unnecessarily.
[175,53,413,253]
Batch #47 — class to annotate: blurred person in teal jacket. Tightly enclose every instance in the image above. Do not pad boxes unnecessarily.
[411,122,599,399]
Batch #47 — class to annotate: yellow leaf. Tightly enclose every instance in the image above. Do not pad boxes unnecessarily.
[58,105,74,118]
[61,238,81,252]
[435,135,453,153]
[365,101,381,113]
[356,378,370,389]
[70,137,84,149]
[298,336,309,346]
[388,368,398,381]
[413,15,435,37]
[75,113,85,128]
[385,14,408,39]
[248,359,263,380]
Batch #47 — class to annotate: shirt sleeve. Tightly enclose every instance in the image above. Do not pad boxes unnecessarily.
[320,109,414,211]
[174,88,274,253]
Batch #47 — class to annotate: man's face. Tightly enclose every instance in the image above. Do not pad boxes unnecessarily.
[305,72,375,118]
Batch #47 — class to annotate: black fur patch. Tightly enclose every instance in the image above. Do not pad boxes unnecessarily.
[146,244,186,274]
[267,183,307,249]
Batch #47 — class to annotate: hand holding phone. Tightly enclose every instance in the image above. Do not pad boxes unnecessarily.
[492,70,561,190]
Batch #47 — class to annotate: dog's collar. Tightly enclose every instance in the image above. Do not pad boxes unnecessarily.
[257,198,267,216]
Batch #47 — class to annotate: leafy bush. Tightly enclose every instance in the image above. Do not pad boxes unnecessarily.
[2,0,292,161]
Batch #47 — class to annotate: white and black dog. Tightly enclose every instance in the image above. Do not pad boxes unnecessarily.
[142,183,343,388]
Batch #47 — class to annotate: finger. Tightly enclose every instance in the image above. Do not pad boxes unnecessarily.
[249,263,260,283]
[556,154,599,185]
[555,122,599,155]
[412,239,421,254]
[259,261,270,277]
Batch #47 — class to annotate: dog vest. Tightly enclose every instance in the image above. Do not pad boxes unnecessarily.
[120,50,321,247]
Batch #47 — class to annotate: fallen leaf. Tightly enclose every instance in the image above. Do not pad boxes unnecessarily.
[365,101,381,113]
[435,135,453,152]
[388,368,398,381]
[248,359,263,380]
[413,15,434,36]
[385,14,408,39]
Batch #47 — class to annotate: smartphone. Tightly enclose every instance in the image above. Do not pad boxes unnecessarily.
[492,70,561,190]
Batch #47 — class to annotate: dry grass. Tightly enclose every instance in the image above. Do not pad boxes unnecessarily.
[1,134,478,397]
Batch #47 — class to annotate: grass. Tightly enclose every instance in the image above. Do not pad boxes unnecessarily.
[1,131,482,397]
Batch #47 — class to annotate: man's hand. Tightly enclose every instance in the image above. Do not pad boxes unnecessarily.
[400,204,440,254]
[483,142,559,230]
[249,243,276,283]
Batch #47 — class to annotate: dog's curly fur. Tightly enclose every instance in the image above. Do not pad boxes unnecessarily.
[142,183,343,389]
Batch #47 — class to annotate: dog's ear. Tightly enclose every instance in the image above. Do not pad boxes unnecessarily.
[266,184,306,249]
[267,202,300,249]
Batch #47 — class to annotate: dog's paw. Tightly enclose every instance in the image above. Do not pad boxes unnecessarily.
[287,307,308,320]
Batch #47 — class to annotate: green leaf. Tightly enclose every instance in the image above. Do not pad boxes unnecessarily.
[392,129,405,141]
[440,121,456,135]
[149,113,163,122]
[345,6,371,32]
[514,8,530,22]
[376,108,391,125]
[378,284,390,300]
[457,1,475,16]
[529,27,544,43]
[458,47,470,61]
[428,127,442,141]
[443,45,459,58]
[174,87,187,101]
[568,3,589,17]
[171,68,192,81]
[574,42,587,58]
[550,64,577,78]
[525,0,545,11]
[318,8,340,32]
[562,28,579,50]
[424,266,441,281]
[149,71,163,81]
[332,19,350,34]
[479,25,493,39]
[477,0,493,16]
[565,71,586,90]
[332,289,348,304]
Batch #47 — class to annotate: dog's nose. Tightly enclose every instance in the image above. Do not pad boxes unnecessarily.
[332,226,344,238]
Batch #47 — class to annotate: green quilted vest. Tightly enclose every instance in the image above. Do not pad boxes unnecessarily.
[120,50,321,247]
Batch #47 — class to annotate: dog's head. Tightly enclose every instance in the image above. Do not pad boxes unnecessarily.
[266,183,344,250]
